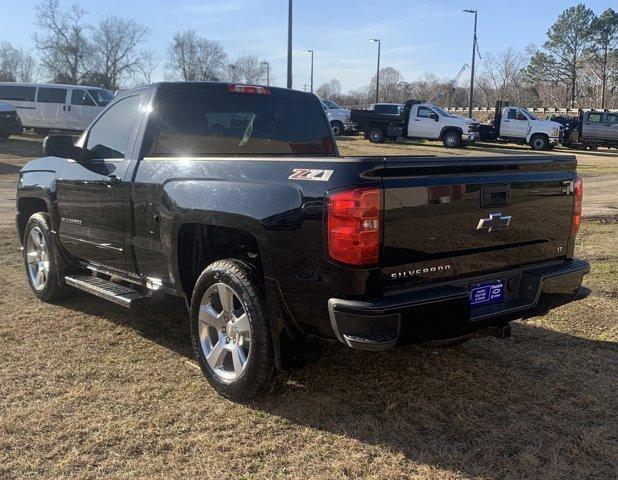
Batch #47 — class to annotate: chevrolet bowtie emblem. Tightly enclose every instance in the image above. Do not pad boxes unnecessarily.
[477,213,511,232]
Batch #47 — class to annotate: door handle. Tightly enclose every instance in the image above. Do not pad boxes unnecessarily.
[504,120,510,122]
[107,174,122,185]
[414,119,420,121]
[62,105,66,111]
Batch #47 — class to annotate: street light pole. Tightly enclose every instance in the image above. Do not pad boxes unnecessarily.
[260,61,270,86]
[369,38,381,103]
[463,9,477,119]
[287,0,293,88]
[304,49,314,92]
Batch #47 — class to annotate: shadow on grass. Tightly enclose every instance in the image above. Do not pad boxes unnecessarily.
[58,288,616,478]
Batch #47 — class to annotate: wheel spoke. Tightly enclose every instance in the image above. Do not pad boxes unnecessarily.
[199,304,226,329]
[231,346,247,376]
[30,229,41,247]
[35,268,45,286]
[234,313,250,335]
[218,283,235,313]
[26,250,38,263]
[206,339,226,370]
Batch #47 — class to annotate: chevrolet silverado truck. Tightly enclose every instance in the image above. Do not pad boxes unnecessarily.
[351,100,480,147]
[479,100,563,150]
[16,82,589,400]
[321,98,355,136]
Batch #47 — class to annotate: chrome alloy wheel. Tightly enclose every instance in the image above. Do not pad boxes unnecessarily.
[26,226,50,291]
[198,283,251,382]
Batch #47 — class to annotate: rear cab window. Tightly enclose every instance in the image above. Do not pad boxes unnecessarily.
[151,88,335,157]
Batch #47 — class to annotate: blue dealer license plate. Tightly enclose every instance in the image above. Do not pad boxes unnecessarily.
[470,280,505,307]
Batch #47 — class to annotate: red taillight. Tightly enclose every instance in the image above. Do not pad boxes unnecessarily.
[227,84,270,95]
[327,187,382,266]
[572,176,583,235]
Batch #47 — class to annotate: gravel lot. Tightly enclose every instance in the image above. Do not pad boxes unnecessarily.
[1,133,616,479]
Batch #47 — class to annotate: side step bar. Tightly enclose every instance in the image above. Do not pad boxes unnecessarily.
[64,274,149,309]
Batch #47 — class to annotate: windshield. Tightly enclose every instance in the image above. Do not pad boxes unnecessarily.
[153,92,335,157]
[323,100,341,109]
[432,106,452,117]
[520,108,538,120]
[88,89,115,106]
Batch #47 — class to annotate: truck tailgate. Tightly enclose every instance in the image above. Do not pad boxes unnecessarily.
[379,155,578,289]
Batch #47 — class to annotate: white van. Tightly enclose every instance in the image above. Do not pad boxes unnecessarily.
[0,82,115,133]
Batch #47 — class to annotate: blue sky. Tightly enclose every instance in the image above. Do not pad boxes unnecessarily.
[1,0,613,90]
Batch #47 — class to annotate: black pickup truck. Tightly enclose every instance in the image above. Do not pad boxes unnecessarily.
[16,82,589,400]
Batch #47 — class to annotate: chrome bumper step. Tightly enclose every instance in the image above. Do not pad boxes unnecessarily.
[64,274,149,309]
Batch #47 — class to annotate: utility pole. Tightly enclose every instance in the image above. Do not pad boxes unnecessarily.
[463,9,478,119]
[260,61,270,86]
[304,49,314,92]
[287,0,293,88]
[369,38,381,103]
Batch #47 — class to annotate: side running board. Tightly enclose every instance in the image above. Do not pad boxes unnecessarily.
[64,274,149,309]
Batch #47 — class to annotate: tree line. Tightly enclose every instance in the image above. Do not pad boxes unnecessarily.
[0,1,615,109]
[318,4,616,109]
[0,0,270,90]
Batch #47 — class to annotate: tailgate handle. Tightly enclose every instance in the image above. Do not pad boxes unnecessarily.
[481,184,511,208]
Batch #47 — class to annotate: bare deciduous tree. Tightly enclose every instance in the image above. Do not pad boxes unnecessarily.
[316,79,342,99]
[226,55,265,84]
[135,49,158,85]
[90,15,149,90]
[0,41,37,82]
[33,0,90,84]
[166,30,227,81]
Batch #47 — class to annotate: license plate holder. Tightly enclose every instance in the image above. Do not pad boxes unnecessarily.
[470,280,505,307]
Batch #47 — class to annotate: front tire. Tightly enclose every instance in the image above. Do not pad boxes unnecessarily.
[530,134,549,151]
[368,128,385,143]
[190,259,275,401]
[331,121,343,136]
[442,130,462,148]
[22,212,69,302]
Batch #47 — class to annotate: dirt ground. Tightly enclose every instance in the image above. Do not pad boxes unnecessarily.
[0,133,616,479]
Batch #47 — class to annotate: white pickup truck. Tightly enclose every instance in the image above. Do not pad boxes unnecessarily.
[351,100,480,147]
[320,99,355,136]
[479,101,563,150]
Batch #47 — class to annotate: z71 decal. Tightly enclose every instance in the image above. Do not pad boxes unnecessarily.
[288,168,334,181]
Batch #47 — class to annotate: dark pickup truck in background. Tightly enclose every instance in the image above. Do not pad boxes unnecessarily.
[558,109,618,150]
[16,82,589,400]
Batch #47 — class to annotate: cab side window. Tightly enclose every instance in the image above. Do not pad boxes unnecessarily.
[605,113,618,124]
[85,95,142,160]
[71,89,95,106]
[587,113,603,123]
[417,106,435,118]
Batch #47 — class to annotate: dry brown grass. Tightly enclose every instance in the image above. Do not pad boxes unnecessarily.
[0,134,617,479]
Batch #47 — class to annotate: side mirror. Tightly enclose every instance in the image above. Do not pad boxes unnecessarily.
[42,135,81,159]
[432,114,439,122]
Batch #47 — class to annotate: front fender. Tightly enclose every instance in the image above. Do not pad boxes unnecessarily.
[16,170,58,240]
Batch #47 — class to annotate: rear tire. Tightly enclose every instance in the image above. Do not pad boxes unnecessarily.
[368,128,385,143]
[530,134,549,151]
[442,130,462,148]
[190,259,275,401]
[22,212,69,302]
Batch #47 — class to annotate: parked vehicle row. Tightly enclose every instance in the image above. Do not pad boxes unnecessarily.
[351,100,480,147]
[16,81,588,399]
[0,82,114,133]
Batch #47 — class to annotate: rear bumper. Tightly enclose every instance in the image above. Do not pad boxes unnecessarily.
[328,259,589,350]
